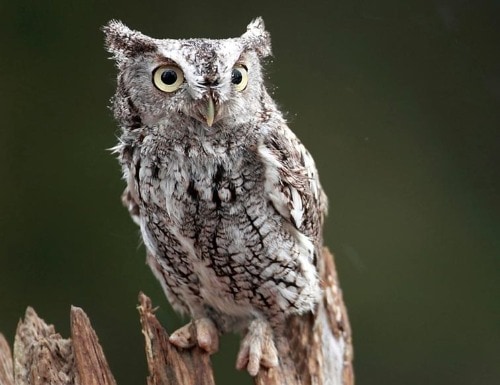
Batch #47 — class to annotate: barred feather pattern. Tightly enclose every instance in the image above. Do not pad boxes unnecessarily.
[104,17,328,374]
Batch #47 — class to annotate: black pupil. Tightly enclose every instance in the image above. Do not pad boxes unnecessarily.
[231,68,243,84]
[161,69,177,85]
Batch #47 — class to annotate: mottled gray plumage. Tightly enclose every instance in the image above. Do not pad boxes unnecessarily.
[103,18,327,375]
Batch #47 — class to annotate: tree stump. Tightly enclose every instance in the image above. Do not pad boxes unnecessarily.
[0,248,353,384]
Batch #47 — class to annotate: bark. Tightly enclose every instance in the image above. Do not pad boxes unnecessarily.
[70,306,117,385]
[0,333,14,385]
[0,248,353,385]
[255,248,354,385]
[138,293,215,385]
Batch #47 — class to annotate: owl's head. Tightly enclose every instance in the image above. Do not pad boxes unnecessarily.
[103,18,272,130]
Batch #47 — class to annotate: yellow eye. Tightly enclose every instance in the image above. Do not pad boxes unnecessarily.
[231,64,248,91]
[153,65,184,92]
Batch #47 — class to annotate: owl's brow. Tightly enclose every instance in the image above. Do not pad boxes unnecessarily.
[235,53,248,66]
[154,55,178,66]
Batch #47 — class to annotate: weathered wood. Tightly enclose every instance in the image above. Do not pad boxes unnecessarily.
[0,333,15,385]
[70,306,117,385]
[0,248,353,385]
[255,248,354,385]
[138,292,216,385]
[13,307,76,385]
[2,306,116,385]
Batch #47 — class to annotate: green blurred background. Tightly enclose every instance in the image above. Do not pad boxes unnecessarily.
[1,0,499,384]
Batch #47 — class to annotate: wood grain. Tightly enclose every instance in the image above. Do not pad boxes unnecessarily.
[0,248,353,384]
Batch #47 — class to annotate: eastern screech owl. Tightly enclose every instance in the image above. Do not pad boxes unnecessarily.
[103,18,327,376]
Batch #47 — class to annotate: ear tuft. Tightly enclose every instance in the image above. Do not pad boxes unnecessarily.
[242,17,272,58]
[102,20,157,61]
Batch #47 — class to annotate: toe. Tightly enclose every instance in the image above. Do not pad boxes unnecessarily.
[195,318,219,354]
[247,343,263,376]
[260,338,279,368]
[169,322,196,348]
[236,319,279,376]
[235,343,250,371]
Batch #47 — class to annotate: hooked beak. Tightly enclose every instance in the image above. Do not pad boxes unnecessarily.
[205,95,215,127]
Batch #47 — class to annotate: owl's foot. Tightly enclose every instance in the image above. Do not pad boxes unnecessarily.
[236,318,279,376]
[169,317,219,354]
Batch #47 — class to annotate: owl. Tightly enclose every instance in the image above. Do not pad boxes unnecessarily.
[103,18,328,376]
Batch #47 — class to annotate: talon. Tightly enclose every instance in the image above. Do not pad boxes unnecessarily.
[236,319,279,376]
[169,318,219,354]
[169,321,196,348]
[260,342,279,368]
[195,318,219,354]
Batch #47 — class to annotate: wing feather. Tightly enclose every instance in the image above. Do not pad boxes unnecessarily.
[258,124,327,254]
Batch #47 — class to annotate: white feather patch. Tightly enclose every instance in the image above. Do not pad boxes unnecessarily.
[289,187,304,228]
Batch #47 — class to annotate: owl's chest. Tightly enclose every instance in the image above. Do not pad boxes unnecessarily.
[134,140,265,227]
